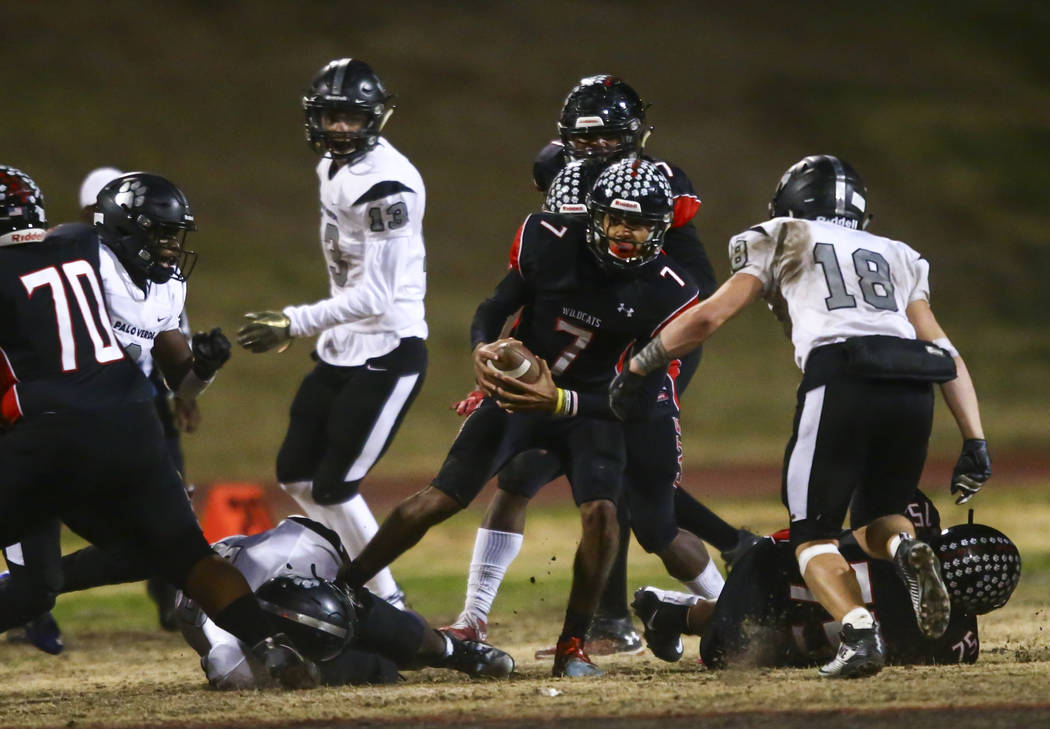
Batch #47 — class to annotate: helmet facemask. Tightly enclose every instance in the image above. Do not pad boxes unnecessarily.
[587,204,669,271]
[304,101,392,160]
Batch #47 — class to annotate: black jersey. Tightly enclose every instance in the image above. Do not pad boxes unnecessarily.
[532,142,715,298]
[700,491,980,668]
[0,224,152,417]
[471,213,697,417]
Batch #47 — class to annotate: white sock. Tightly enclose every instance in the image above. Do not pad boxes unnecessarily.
[460,528,524,622]
[279,484,405,609]
[888,533,904,559]
[842,607,875,630]
[681,560,725,599]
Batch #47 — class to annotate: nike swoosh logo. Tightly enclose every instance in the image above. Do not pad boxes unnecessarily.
[365,364,387,372]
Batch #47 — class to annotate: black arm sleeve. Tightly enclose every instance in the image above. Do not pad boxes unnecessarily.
[469,270,529,350]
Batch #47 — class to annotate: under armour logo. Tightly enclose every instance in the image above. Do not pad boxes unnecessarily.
[617,303,634,317]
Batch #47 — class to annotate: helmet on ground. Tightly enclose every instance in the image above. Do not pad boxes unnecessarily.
[255,575,357,662]
[931,523,1021,615]
[303,58,394,160]
[585,158,673,271]
[558,75,650,163]
[769,154,869,229]
[95,172,197,285]
[0,166,46,247]
[543,159,606,215]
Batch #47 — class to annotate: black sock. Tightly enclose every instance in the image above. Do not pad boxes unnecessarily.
[595,510,631,618]
[559,610,591,643]
[211,594,271,647]
[674,488,738,551]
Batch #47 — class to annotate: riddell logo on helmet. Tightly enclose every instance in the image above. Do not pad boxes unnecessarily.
[815,215,859,229]
[574,116,605,128]
[11,231,45,243]
[611,199,642,213]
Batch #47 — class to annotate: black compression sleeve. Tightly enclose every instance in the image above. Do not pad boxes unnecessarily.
[469,270,529,349]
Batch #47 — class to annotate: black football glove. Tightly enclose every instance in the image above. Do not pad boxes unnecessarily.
[191,327,232,380]
[608,369,647,421]
[951,438,991,505]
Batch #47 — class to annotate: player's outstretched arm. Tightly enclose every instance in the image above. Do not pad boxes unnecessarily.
[906,299,990,503]
[630,273,763,375]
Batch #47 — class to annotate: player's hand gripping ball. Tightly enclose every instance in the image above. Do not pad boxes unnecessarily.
[485,341,542,384]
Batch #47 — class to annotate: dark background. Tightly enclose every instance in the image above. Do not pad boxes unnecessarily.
[4,1,1047,480]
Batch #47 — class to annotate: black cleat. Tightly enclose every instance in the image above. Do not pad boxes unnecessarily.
[252,633,321,689]
[437,635,515,679]
[893,533,951,639]
[586,614,644,656]
[720,529,763,569]
[819,623,886,678]
[631,587,687,663]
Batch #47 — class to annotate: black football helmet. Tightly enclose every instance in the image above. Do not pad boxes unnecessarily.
[558,75,650,163]
[543,159,605,215]
[769,154,870,229]
[255,575,357,662]
[303,58,394,160]
[95,172,197,285]
[931,523,1021,615]
[586,158,673,271]
[0,165,46,247]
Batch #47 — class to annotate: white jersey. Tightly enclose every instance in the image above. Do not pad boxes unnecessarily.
[181,518,346,689]
[729,218,930,369]
[98,243,185,377]
[283,138,428,367]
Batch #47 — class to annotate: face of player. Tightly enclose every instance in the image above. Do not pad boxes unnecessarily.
[601,212,655,260]
[567,133,627,160]
[321,109,371,156]
[149,229,188,271]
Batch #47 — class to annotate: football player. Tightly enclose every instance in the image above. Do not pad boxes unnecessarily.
[632,493,1021,669]
[237,58,427,611]
[445,160,755,661]
[0,166,316,688]
[178,516,514,689]
[340,159,706,678]
[612,154,992,677]
[446,76,755,656]
[1,170,231,649]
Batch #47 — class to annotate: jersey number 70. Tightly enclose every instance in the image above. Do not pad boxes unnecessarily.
[20,261,124,371]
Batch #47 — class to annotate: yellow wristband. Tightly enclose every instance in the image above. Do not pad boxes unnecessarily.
[555,388,566,415]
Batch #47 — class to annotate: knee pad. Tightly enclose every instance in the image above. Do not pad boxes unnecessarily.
[796,543,841,577]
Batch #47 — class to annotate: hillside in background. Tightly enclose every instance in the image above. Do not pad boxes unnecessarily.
[4,1,1047,481]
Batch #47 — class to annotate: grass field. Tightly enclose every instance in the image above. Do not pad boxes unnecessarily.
[1,477,1047,729]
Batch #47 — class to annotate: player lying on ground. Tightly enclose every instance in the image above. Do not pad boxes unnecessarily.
[177,516,514,689]
[633,492,1020,668]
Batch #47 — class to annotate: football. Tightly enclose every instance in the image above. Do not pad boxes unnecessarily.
[486,341,542,384]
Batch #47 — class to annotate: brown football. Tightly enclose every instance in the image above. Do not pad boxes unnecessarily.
[486,341,542,384]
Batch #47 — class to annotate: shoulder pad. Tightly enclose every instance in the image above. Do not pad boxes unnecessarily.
[532,141,566,193]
